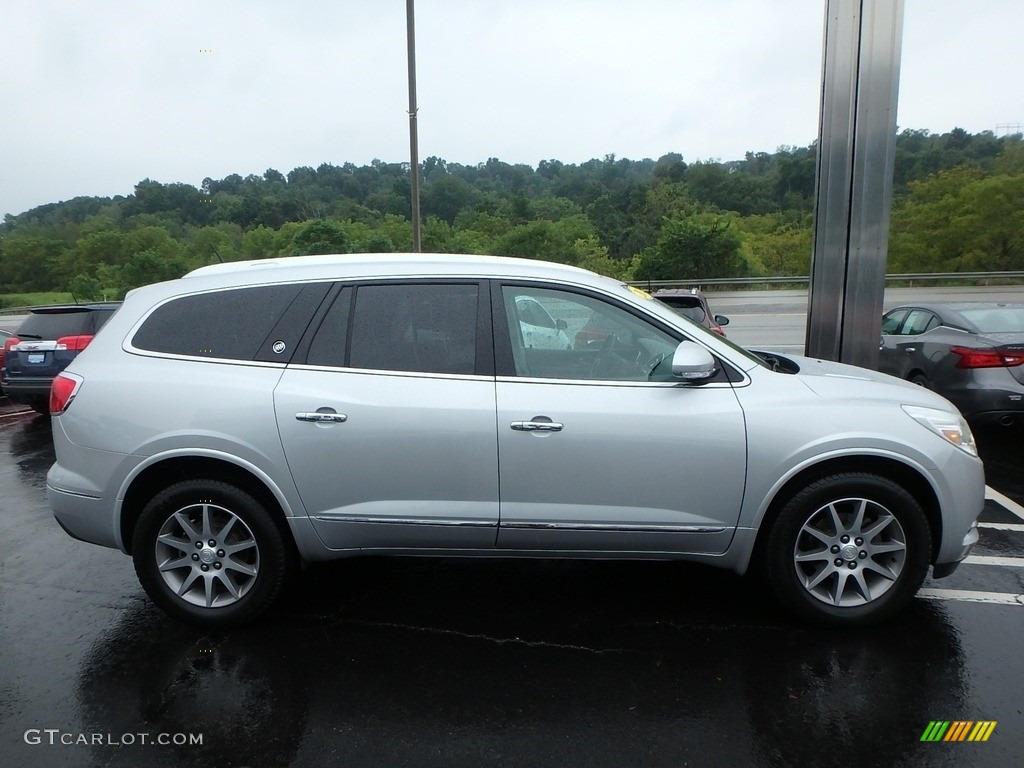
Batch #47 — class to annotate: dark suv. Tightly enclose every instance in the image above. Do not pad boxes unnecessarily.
[652,288,730,336]
[2,303,120,413]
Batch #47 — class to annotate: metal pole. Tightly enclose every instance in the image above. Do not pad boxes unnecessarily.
[406,0,422,253]
[806,0,904,368]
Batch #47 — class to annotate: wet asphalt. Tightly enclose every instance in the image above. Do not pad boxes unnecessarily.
[1,406,1022,768]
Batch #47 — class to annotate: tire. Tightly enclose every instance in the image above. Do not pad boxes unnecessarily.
[132,480,291,627]
[910,373,929,388]
[764,472,931,627]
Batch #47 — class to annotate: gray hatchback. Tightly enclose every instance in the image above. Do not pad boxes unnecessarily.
[47,255,984,628]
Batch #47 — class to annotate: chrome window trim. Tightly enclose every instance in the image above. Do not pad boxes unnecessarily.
[122,348,289,368]
[495,375,742,389]
[286,363,494,382]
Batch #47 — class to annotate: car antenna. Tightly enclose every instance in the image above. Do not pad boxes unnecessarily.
[211,245,224,263]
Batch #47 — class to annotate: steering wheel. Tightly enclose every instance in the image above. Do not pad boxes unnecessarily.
[589,333,617,377]
[644,352,669,380]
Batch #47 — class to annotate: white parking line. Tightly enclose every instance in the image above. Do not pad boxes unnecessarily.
[985,486,1024,522]
[918,588,1024,606]
[963,555,1024,568]
[0,409,32,421]
[979,522,1024,533]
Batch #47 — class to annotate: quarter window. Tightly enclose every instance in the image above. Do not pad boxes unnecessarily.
[132,285,302,360]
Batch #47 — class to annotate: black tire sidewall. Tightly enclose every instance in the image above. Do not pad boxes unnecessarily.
[766,472,932,627]
[132,479,288,627]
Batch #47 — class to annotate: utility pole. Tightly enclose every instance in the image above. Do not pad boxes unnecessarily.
[406,0,422,252]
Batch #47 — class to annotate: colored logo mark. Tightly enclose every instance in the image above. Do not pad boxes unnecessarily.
[920,721,997,742]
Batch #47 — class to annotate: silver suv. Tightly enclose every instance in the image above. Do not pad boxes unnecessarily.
[47,254,984,627]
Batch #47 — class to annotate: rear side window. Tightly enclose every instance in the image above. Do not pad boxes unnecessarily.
[306,283,479,375]
[132,284,303,360]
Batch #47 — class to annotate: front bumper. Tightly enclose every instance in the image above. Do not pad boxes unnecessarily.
[931,520,980,578]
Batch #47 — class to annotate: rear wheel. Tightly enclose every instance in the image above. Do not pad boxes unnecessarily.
[765,473,931,626]
[132,480,291,627]
[910,373,929,388]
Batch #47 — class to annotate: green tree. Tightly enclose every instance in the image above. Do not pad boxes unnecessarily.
[290,219,351,256]
[69,274,104,301]
[636,215,744,280]
[120,250,190,292]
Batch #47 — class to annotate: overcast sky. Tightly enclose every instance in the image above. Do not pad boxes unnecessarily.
[2,0,1022,218]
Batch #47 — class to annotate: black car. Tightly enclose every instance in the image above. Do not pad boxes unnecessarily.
[2,303,120,413]
[879,302,1024,426]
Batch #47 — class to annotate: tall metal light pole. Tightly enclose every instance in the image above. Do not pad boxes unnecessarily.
[406,0,422,252]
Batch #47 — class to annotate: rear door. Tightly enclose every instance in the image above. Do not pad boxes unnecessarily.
[274,281,500,551]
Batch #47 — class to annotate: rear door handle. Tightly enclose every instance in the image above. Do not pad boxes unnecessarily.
[296,411,348,423]
[511,419,563,432]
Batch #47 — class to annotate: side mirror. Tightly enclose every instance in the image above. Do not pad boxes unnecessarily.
[714,314,730,327]
[671,341,717,381]
[556,319,568,331]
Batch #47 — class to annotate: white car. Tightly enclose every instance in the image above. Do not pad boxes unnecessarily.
[47,253,984,628]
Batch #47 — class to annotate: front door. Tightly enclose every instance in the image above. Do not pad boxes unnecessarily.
[493,284,747,554]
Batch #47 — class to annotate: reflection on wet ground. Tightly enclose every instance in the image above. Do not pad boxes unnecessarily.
[1,413,1021,767]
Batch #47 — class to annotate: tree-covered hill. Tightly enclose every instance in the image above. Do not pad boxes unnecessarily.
[1,128,1021,300]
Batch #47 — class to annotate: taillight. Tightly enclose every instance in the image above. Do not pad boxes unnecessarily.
[50,373,83,414]
[55,334,94,351]
[2,336,18,355]
[951,346,1024,369]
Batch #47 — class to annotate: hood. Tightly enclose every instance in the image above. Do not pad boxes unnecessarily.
[783,354,961,412]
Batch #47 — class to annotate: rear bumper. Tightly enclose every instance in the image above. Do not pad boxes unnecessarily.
[2,376,54,400]
[47,480,122,551]
[943,381,1024,423]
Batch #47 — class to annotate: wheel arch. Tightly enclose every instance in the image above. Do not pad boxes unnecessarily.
[750,455,942,569]
[120,455,295,557]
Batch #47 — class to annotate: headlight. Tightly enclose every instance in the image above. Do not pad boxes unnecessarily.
[902,405,978,457]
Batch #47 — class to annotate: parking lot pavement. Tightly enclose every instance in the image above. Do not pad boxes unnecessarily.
[1,413,1022,768]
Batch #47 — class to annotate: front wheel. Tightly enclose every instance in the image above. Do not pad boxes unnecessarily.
[764,473,931,626]
[132,480,291,627]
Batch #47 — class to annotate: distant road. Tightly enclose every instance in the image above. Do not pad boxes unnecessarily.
[711,284,1024,353]
[3,285,1022,353]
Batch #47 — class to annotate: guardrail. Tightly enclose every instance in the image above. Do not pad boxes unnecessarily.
[628,270,1024,289]
[1,271,1021,316]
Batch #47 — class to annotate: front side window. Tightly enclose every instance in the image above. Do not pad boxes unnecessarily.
[500,285,679,381]
[344,283,479,375]
[881,309,909,335]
